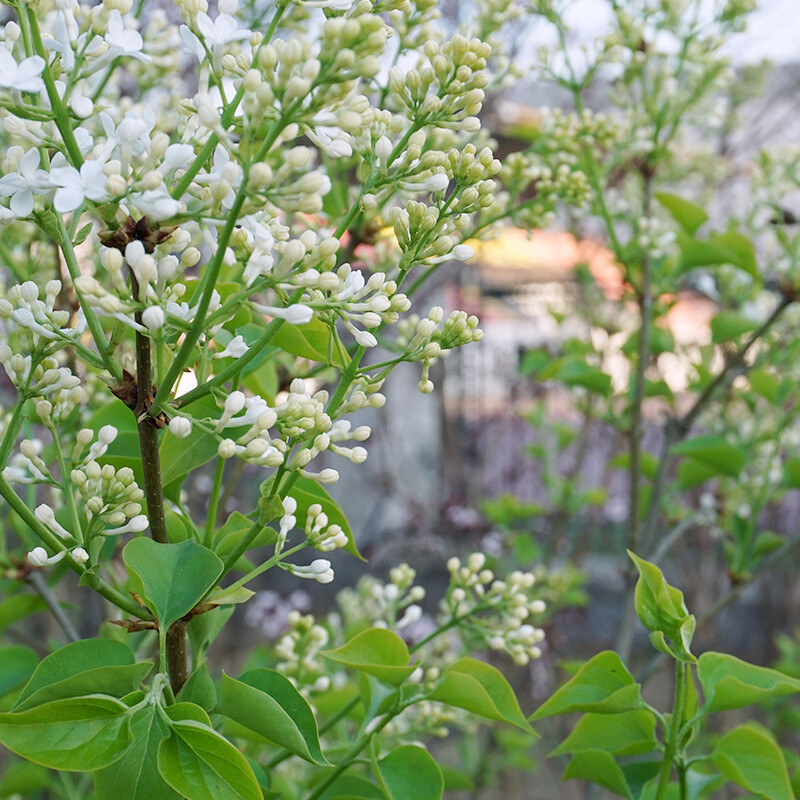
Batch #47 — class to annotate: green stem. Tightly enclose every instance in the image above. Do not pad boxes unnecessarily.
[0,393,29,467]
[51,429,83,543]
[221,520,264,575]
[23,5,83,166]
[169,2,290,201]
[0,474,149,618]
[151,187,250,412]
[225,542,307,593]
[305,714,394,800]
[204,457,226,548]
[56,217,122,379]
[654,661,686,800]
[175,307,293,409]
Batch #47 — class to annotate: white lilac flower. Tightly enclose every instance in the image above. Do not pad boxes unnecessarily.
[42,12,81,72]
[285,558,335,584]
[0,51,45,93]
[48,158,110,213]
[105,514,149,535]
[196,12,251,49]
[34,504,72,539]
[194,145,242,209]
[300,0,353,8]
[28,547,66,567]
[100,109,155,160]
[169,416,193,438]
[181,12,250,66]
[252,302,314,325]
[215,334,249,359]
[0,148,51,216]
[141,306,165,330]
[161,143,196,176]
[306,118,353,158]
[128,188,182,220]
[104,10,151,62]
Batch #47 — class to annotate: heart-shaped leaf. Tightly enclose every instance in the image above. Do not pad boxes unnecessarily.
[373,744,444,800]
[562,750,632,799]
[0,695,133,771]
[699,652,800,714]
[123,538,223,630]
[697,652,800,714]
[430,658,533,732]
[532,651,641,719]
[712,723,793,800]
[322,629,417,686]
[218,670,329,765]
[94,704,180,800]
[550,710,657,757]
[14,639,146,711]
[157,715,261,800]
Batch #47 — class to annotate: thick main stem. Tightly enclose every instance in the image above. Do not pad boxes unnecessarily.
[132,286,187,694]
[654,661,686,800]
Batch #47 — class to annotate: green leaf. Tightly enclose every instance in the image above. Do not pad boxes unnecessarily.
[0,646,37,697]
[629,552,695,661]
[218,670,329,765]
[655,193,708,235]
[671,435,746,478]
[712,722,793,800]
[14,639,143,710]
[0,595,47,634]
[15,662,151,712]
[710,311,758,344]
[0,759,51,797]
[749,369,780,402]
[160,424,220,488]
[269,316,348,368]
[0,759,51,800]
[784,458,800,489]
[0,695,133,771]
[123,538,223,630]
[188,606,234,662]
[429,658,533,732]
[214,511,276,563]
[562,750,632,799]
[518,348,551,376]
[676,459,718,489]
[531,651,641,719]
[321,629,417,686]
[316,775,385,800]
[157,717,262,800]
[373,744,444,800]
[539,358,612,395]
[753,531,784,559]
[177,664,218,713]
[74,222,94,245]
[698,652,800,714]
[677,229,758,278]
[94,704,180,800]
[292,477,362,559]
[550,710,658,757]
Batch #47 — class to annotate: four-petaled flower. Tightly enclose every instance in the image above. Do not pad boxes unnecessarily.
[0,51,45,93]
[0,148,51,217]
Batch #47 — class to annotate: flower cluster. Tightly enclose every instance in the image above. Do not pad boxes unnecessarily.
[395,306,483,393]
[444,553,546,665]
